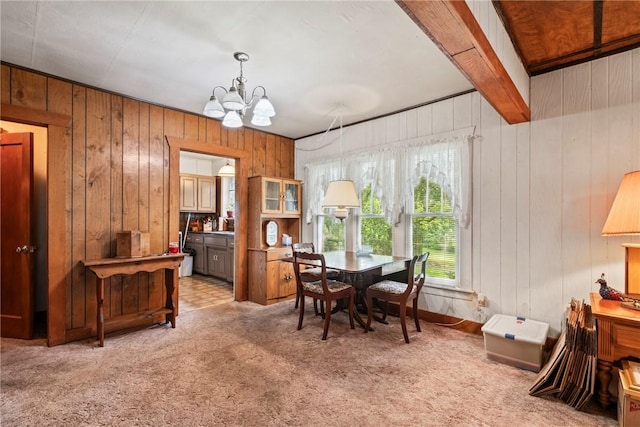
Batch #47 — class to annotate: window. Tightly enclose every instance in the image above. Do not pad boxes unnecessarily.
[407,177,458,283]
[359,183,392,255]
[318,214,345,252]
[227,176,235,212]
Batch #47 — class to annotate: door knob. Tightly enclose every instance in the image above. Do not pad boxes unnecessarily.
[16,245,28,253]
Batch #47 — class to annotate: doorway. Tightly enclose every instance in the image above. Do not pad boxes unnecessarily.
[0,122,48,339]
[178,151,235,312]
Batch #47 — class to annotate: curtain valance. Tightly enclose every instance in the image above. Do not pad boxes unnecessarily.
[303,128,475,228]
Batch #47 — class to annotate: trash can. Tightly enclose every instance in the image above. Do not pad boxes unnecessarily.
[180,248,196,277]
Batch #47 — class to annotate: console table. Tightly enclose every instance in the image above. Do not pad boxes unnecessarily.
[590,292,640,408]
[82,253,185,347]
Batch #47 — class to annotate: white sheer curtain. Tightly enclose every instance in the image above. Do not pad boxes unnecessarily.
[304,130,474,228]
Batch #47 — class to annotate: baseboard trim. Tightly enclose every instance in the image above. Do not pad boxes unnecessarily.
[381,304,484,335]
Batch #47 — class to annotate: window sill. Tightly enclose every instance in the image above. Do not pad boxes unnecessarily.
[424,283,475,301]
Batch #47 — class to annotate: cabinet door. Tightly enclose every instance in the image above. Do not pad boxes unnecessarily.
[187,244,205,274]
[266,260,295,300]
[262,177,283,214]
[279,261,296,298]
[226,240,234,282]
[282,179,301,215]
[207,246,228,279]
[180,176,198,211]
[198,178,216,212]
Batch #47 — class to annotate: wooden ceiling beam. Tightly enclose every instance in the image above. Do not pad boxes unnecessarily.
[397,0,530,124]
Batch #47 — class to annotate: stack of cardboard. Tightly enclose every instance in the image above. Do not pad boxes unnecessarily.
[529,298,597,410]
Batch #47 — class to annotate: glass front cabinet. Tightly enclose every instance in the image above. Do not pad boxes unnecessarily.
[261,177,301,215]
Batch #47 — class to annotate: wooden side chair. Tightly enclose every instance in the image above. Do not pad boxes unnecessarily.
[365,252,429,343]
[292,242,340,310]
[292,251,355,340]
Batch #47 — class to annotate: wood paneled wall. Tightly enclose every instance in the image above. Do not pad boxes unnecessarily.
[1,63,294,345]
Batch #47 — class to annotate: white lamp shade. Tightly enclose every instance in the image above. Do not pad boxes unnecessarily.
[217,161,235,177]
[602,170,640,235]
[250,114,271,127]
[203,96,225,118]
[253,96,276,117]
[322,180,360,208]
[222,111,243,128]
[222,87,245,110]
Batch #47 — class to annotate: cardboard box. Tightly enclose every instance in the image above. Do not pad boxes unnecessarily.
[116,231,150,258]
[618,360,640,427]
[481,314,549,372]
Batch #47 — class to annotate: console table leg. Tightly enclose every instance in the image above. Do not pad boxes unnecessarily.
[597,359,613,408]
[96,278,105,347]
[165,268,177,328]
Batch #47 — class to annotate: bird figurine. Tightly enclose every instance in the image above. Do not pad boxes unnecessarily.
[596,273,623,301]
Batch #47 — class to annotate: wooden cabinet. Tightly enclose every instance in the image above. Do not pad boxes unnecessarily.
[184,234,205,274]
[248,248,296,305]
[258,177,301,215]
[248,176,301,251]
[180,174,216,212]
[247,176,301,305]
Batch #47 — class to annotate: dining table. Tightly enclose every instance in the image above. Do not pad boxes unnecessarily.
[294,250,411,329]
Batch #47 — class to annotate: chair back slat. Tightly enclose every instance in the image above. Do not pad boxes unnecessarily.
[293,251,327,288]
[405,252,429,296]
[292,242,315,253]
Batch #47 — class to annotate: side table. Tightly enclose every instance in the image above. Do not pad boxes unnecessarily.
[82,253,185,346]
[590,292,640,408]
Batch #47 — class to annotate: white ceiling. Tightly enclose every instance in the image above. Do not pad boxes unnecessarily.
[1,1,474,140]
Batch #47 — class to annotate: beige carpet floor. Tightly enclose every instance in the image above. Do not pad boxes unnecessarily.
[1,300,617,426]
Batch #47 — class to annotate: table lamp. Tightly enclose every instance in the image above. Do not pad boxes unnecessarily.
[601,170,640,295]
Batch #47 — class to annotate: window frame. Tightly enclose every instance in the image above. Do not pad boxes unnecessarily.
[405,177,460,287]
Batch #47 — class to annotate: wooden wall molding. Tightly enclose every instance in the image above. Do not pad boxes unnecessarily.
[396,0,530,124]
[1,102,71,346]
[166,136,251,301]
[1,102,70,128]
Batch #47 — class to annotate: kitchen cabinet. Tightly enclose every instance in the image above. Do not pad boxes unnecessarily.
[247,176,301,305]
[184,234,205,274]
[205,235,229,280]
[180,174,216,212]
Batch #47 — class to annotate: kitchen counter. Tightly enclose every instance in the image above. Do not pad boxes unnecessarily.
[184,231,234,281]
[188,231,234,235]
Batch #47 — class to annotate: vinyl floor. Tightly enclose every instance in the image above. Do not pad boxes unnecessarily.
[179,273,234,313]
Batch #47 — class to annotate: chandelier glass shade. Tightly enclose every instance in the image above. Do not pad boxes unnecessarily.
[203,52,275,128]
[217,160,235,177]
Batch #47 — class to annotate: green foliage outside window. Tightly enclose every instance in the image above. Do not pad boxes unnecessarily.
[412,177,456,280]
[360,184,392,255]
[322,215,344,251]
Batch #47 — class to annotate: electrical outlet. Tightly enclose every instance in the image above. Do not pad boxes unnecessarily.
[477,293,487,307]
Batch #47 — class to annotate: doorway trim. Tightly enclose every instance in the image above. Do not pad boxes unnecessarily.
[1,102,71,346]
[166,136,250,302]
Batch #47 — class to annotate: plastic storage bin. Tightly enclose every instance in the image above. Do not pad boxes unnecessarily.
[481,314,549,372]
[180,255,193,277]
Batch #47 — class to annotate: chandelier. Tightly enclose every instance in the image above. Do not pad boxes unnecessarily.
[203,52,276,128]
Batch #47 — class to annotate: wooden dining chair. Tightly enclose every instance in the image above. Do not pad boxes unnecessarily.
[292,251,355,340]
[365,252,429,343]
[292,242,340,310]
